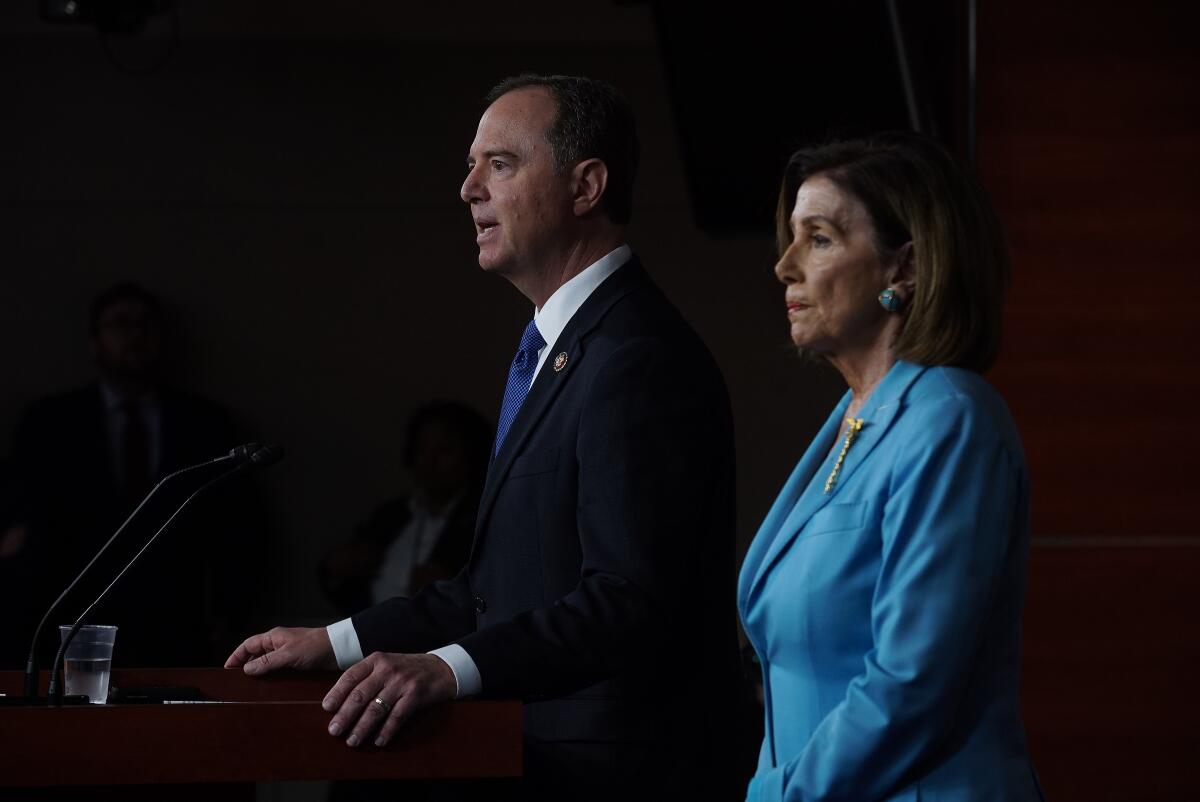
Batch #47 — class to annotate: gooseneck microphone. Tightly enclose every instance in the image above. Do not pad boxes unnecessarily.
[46,443,285,704]
[22,443,265,702]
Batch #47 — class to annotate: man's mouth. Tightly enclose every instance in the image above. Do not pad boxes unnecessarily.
[475,220,499,242]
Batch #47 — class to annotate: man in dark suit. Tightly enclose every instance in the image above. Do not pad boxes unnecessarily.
[227,75,741,800]
[7,282,265,669]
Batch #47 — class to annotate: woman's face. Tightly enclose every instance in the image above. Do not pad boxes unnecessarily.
[775,175,898,356]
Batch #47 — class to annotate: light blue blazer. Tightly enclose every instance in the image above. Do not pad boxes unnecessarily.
[738,362,1045,802]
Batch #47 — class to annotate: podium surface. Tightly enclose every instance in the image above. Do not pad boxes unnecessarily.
[0,667,521,787]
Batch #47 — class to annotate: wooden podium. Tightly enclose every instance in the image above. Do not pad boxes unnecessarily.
[0,668,521,787]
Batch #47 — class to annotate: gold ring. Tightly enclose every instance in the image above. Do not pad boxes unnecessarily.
[373,696,392,715]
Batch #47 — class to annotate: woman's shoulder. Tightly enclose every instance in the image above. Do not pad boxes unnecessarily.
[908,363,1002,403]
[898,364,1024,453]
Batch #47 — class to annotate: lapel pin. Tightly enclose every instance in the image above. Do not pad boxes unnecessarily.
[553,352,569,372]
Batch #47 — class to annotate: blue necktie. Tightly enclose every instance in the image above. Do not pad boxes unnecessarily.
[493,318,546,457]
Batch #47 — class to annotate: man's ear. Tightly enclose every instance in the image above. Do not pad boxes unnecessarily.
[572,158,609,217]
[888,241,917,301]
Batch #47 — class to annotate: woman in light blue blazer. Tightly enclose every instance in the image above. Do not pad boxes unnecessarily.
[739,132,1045,802]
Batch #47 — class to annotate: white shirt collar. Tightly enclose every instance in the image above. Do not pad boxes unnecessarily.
[533,244,632,355]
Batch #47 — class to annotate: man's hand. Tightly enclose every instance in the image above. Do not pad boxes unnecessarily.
[224,626,338,675]
[322,652,457,748]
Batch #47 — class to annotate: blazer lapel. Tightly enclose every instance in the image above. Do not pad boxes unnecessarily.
[815,361,926,501]
[743,398,848,605]
[473,259,648,544]
[739,394,849,610]
[744,361,927,603]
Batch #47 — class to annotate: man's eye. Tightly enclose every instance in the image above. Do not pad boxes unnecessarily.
[492,160,507,171]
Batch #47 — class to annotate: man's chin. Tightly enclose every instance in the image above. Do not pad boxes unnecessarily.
[476,251,513,275]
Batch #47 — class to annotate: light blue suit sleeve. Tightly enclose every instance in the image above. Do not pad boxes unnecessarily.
[751,396,1023,802]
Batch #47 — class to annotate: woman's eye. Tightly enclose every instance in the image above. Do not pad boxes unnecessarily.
[811,233,832,248]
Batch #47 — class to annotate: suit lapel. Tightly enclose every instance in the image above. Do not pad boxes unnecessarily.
[745,361,927,602]
[473,259,648,544]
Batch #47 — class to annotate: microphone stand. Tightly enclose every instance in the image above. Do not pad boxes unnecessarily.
[48,459,255,705]
[22,444,258,702]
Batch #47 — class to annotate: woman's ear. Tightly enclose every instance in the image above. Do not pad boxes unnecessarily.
[572,158,609,217]
[888,241,917,300]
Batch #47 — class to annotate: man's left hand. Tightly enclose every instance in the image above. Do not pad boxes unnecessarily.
[322,652,457,748]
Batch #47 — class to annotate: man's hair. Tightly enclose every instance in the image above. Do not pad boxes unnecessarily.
[89,281,162,335]
[776,131,1010,372]
[486,73,639,225]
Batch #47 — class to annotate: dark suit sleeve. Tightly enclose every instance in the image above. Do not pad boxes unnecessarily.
[454,336,732,698]
[350,565,477,654]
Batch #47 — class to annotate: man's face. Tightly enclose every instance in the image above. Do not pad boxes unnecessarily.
[460,87,575,278]
[410,421,469,498]
[91,298,161,383]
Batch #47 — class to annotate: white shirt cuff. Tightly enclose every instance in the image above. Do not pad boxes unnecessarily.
[428,643,482,698]
[326,618,364,670]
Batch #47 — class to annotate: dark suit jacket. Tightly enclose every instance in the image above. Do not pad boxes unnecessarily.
[7,383,266,668]
[352,260,742,798]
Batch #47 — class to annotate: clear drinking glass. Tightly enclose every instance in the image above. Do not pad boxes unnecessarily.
[58,624,118,704]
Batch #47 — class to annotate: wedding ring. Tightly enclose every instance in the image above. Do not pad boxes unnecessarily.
[373,696,392,715]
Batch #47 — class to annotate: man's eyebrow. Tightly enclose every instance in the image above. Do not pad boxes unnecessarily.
[468,149,520,163]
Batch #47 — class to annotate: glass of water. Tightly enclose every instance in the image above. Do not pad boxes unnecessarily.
[58,624,118,704]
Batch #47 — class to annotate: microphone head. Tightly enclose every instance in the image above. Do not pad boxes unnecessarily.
[249,444,285,467]
[229,443,262,463]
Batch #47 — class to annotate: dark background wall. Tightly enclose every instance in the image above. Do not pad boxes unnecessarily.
[2,2,1198,800]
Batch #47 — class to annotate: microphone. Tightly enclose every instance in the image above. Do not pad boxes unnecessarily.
[48,443,285,703]
[22,443,264,701]
[249,443,284,467]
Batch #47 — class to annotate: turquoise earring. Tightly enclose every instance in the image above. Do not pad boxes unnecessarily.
[878,287,902,313]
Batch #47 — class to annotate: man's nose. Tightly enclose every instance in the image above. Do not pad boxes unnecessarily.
[460,166,486,203]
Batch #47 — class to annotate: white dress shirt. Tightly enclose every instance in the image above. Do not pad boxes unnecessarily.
[369,494,455,604]
[327,244,632,697]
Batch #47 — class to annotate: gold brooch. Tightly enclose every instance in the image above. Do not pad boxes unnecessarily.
[823,418,864,494]
[553,352,568,372]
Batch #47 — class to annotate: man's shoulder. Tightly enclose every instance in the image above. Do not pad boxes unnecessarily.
[17,384,102,427]
[556,258,729,408]
[158,387,238,431]
[589,262,707,349]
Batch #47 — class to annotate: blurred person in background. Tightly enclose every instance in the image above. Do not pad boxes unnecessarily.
[319,400,490,617]
[6,281,268,669]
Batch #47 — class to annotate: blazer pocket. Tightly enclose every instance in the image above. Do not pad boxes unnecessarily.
[508,446,561,478]
[804,500,868,537]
